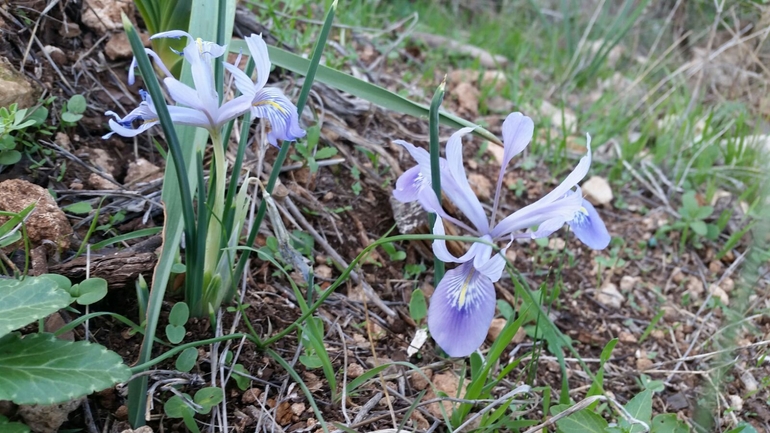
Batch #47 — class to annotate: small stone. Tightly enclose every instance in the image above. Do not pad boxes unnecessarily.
[486,141,505,164]
[242,388,262,404]
[43,45,67,64]
[346,363,364,379]
[666,393,689,411]
[59,22,81,38]
[81,0,134,35]
[105,32,133,61]
[0,57,38,108]
[125,158,163,185]
[426,372,467,418]
[740,371,758,392]
[410,369,432,391]
[582,176,613,206]
[708,260,723,274]
[18,398,84,433]
[290,402,305,416]
[468,173,492,201]
[315,264,333,280]
[55,132,72,151]
[729,395,743,412]
[636,357,652,371]
[619,331,637,343]
[486,318,507,342]
[651,329,665,341]
[686,277,705,299]
[709,285,729,305]
[548,237,566,250]
[86,148,117,175]
[540,100,577,131]
[454,81,479,117]
[620,275,638,291]
[597,283,623,309]
[721,278,735,292]
[411,410,430,430]
[89,173,119,190]
[0,179,72,250]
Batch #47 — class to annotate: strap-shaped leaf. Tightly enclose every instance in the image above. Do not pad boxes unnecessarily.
[0,277,72,339]
[0,333,130,405]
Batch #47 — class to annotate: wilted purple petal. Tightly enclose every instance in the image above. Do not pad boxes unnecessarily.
[568,199,610,250]
[428,261,496,357]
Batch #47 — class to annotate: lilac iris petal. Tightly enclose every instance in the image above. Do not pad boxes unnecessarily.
[427,261,496,357]
[568,199,611,250]
[444,127,489,233]
[222,34,305,146]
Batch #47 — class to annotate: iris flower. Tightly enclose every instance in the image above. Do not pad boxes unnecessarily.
[223,34,306,146]
[104,31,253,138]
[393,112,610,357]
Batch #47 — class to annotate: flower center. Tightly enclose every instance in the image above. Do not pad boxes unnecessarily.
[457,268,475,308]
[253,100,288,114]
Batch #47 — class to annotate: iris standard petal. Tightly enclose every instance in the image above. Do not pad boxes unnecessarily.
[182,41,219,112]
[244,34,271,90]
[500,112,534,169]
[444,127,489,233]
[568,199,610,250]
[393,166,423,203]
[250,87,305,146]
[427,261,496,357]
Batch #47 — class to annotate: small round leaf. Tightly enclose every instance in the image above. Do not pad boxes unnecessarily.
[165,324,185,344]
[169,302,189,326]
[175,347,198,372]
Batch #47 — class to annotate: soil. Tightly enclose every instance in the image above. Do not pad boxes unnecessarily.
[0,1,768,433]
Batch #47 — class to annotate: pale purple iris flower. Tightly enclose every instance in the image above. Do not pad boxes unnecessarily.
[393,112,610,357]
[223,34,306,146]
